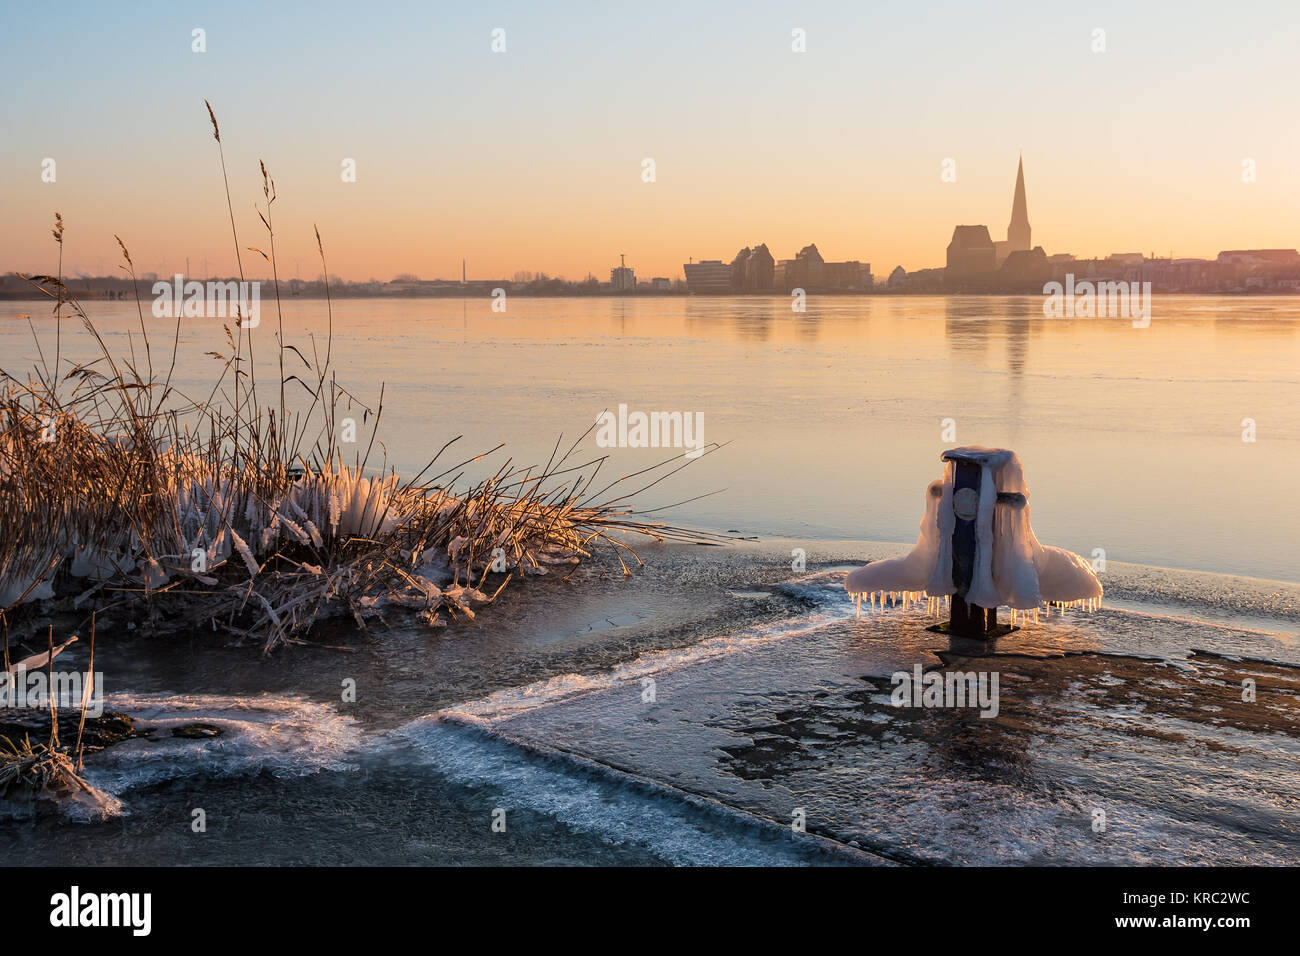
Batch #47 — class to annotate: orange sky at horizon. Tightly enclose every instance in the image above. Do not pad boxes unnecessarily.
[8,143,1298,285]
[4,2,1299,283]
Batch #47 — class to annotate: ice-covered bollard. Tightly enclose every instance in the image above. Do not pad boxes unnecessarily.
[844,447,1102,637]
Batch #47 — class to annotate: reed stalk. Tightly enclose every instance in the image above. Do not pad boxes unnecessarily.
[0,103,725,654]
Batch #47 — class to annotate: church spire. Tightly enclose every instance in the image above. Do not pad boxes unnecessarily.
[1007,155,1031,251]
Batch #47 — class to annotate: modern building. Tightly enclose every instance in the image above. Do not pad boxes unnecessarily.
[683,259,733,294]
[822,260,872,290]
[610,265,636,291]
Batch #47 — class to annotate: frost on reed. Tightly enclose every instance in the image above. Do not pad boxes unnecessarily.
[0,103,719,653]
[0,620,115,814]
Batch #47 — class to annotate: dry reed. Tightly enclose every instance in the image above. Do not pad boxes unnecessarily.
[0,103,724,653]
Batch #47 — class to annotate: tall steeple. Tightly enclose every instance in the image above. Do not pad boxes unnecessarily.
[1007,154,1031,252]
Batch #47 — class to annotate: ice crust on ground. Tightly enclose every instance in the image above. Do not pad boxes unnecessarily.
[846,447,1102,616]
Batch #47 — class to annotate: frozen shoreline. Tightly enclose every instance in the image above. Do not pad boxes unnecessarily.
[2,540,1297,863]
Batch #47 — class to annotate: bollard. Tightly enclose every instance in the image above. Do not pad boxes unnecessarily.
[939,450,1018,638]
[846,446,1102,634]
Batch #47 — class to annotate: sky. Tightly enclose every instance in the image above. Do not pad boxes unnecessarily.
[2,0,1299,282]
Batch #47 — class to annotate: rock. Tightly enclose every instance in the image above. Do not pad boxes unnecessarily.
[170,722,223,739]
[0,710,136,752]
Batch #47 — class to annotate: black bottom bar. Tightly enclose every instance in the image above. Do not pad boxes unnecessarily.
[12,865,1275,942]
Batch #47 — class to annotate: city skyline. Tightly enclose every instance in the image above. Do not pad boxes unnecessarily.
[8,152,1300,293]
[4,2,1300,282]
[10,153,1297,296]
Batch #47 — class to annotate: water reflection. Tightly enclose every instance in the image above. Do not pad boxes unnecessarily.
[943,295,1038,373]
[1,295,1295,580]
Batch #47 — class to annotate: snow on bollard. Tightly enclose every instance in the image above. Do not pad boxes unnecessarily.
[844,446,1102,638]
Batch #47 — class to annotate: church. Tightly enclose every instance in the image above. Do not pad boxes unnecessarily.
[945,156,1044,288]
[994,156,1032,265]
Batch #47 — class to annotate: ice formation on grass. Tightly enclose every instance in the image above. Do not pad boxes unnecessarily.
[845,447,1102,624]
[5,456,413,600]
[0,452,495,630]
